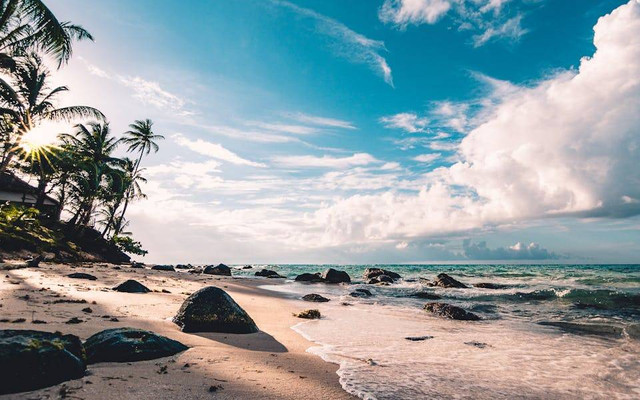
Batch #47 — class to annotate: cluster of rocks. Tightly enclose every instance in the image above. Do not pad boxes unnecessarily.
[202,263,231,276]
[294,268,351,284]
[363,268,402,284]
[254,269,285,278]
[0,328,187,395]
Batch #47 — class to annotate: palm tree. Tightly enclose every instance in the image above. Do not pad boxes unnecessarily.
[102,158,147,237]
[0,0,93,68]
[122,119,164,171]
[61,122,121,226]
[0,53,104,174]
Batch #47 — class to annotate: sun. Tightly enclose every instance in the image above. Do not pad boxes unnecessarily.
[19,124,60,155]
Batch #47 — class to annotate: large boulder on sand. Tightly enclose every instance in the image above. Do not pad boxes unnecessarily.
[84,328,188,364]
[113,279,151,293]
[173,287,258,333]
[428,273,468,289]
[202,264,231,276]
[424,302,480,321]
[321,268,351,284]
[295,272,324,283]
[67,272,97,281]
[363,268,401,281]
[0,330,85,395]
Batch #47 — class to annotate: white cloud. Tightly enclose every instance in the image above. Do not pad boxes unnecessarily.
[273,0,394,86]
[289,113,356,130]
[413,153,441,163]
[380,112,429,133]
[311,1,640,245]
[463,240,560,260]
[273,153,379,169]
[379,0,526,46]
[172,133,266,167]
[247,122,318,135]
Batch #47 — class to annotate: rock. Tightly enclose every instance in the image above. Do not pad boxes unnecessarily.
[302,294,330,302]
[26,255,44,268]
[152,265,175,272]
[363,268,401,281]
[254,269,285,278]
[130,261,145,268]
[405,336,434,341]
[173,287,258,333]
[202,264,231,276]
[82,307,93,314]
[474,282,506,289]
[321,268,351,284]
[67,272,97,281]
[175,264,192,270]
[424,302,480,321]
[428,273,468,289]
[294,273,324,283]
[464,341,489,348]
[412,291,441,300]
[113,279,151,293]
[66,317,83,324]
[368,274,394,284]
[84,328,188,364]
[350,288,373,297]
[295,309,321,319]
[242,265,253,269]
[0,330,85,394]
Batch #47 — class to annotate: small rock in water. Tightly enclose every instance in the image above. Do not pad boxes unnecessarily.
[363,268,401,282]
[294,309,321,319]
[294,273,324,283]
[302,294,330,302]
[405,336,434,341]
[428,273,468,289]
[350,289,372,297]
[368,275,394,284]
[474,282,506,289]
[321,268,351,284]
[255,269,285,278]
[424,302,480,321]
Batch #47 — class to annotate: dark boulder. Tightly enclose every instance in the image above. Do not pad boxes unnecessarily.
[302,294,330,302]
[26,255,44,268]
[242,265,253,269]
[255,269,285,278]
[202,264,231,276]
[84,328,188,364]
[424,302,480,321]
[350,288,373,297]
[369,274,394,284]
[0,330,85,395]
[295,272,324,283]
[321,268,351,284]
[113,279,151,293]
[295,309,321,319]
[130,261,145,268]
[67,272,97,281]
[152,265,175,272]
[173,287,258,333]
[428,273,468,289]
[175,264,192,270]
[363,268,401,281]
[412,291,441,300]
[474,282,506,289]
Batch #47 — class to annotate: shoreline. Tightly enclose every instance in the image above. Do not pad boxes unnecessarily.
[0,261,356,400]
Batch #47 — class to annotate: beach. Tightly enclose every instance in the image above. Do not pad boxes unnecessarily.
[0,261,355,400]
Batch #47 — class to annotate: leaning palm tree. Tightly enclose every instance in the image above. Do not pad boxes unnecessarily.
[0,53,104,173]
[110,158,147,237]
[0,0,93,68]
[122,119,164,171]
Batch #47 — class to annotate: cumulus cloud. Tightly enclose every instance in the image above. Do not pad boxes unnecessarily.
[463,240,559,260]
[311,1,640,245]
[273,0,394,86]
[172,133,266,167]
[379,0,527,46]
[273,153,379,169]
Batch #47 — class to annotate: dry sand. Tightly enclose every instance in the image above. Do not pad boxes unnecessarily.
[0,261,356,399]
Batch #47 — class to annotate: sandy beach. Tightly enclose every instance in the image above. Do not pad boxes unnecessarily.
[0,261,355,400]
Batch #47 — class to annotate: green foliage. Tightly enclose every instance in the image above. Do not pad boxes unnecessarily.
[112,235,148,256]
[0,203,40,227]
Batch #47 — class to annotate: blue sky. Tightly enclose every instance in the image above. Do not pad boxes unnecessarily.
[46,0,640,264]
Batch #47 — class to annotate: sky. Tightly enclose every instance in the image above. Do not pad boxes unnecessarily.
[44,0,640,264]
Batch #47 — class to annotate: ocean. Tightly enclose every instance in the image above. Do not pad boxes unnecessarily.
[236,264,640,399]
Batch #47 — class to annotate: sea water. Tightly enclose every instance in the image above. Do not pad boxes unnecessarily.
[236,265,640,399]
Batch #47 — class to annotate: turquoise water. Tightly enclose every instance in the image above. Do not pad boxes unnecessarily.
[237,264,640,399]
